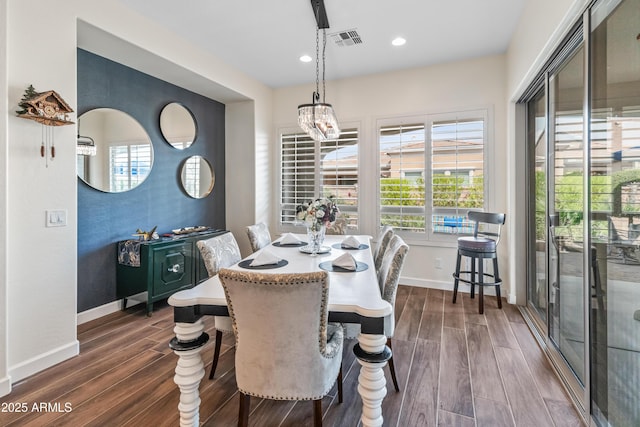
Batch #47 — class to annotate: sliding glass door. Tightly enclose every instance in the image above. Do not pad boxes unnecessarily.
[548,44,586,385]
[590,0,640,424]
[528,89,548,324]
[524,0,640,425]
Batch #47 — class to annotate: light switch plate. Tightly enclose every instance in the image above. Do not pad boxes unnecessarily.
[46,209,67,227]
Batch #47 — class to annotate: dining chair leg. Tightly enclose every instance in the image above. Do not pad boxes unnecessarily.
[337,364,343,403]
[238,392,250,427]
[313,399,323,427]
[209,329,223,379]
[387,338,400,392]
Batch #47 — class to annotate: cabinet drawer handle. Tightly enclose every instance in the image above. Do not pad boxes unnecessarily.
[168,264,181,273]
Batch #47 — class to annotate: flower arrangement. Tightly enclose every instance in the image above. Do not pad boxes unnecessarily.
[296,196,340,231]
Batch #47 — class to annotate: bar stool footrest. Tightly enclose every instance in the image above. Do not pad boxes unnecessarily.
[452,271,502,287]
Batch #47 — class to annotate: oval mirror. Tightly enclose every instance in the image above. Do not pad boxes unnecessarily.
[77,108,154,193]
[180,155,215,198]
[160,102,197,149]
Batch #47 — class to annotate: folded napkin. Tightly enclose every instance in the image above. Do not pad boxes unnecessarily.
[250,250,281,266]
[332,253,357,270]
[341,235,361,249]
[280,233,302,245]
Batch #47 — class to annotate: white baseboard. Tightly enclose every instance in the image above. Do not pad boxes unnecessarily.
[77,293,146,325]
[0,375,11,397]
[9,340,79,383]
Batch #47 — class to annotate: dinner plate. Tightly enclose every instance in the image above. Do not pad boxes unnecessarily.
[272,241,308,247]
[238,259,289,269]
[318,261,368,272]
[298,245,331,254]
[331,243,369,250]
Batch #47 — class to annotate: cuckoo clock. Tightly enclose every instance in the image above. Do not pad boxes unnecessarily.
[16,85,74,166]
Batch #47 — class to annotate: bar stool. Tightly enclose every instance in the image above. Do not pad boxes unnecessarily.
[452,211,506,314]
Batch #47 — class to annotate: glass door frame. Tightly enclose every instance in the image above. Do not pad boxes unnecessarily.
[521,10,594,424]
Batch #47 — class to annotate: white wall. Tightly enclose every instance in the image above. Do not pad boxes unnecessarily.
[2,0,272,393]
[505,0,590,303]
[0,0,10,397]
[272,54,509,296]
[6,1,80,383]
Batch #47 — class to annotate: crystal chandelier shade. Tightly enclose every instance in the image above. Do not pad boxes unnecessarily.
[77,134,97,156]
[298,102,340,141]
[76,143,97,156]
[297,1,340,142]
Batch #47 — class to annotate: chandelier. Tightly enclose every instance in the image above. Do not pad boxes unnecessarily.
[76,135,96,156]
[297,0,340,141]
[76,119,96,156]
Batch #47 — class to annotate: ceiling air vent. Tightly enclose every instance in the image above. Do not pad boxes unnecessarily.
[329,29,363,47]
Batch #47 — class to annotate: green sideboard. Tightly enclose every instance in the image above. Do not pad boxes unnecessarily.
[116,229,227,315]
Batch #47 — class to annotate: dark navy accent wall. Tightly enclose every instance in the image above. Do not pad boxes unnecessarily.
[77,49,225,312]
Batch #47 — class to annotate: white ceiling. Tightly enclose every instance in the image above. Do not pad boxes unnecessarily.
[116,0,527,89]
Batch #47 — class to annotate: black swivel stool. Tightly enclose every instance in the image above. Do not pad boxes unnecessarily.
[452,211,506,314]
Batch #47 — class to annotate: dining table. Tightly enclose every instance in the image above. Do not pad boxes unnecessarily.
[167,233,393,427]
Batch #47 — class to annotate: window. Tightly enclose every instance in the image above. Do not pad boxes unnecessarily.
[280,128,359,231]
[182,156,201,197]
[378,111,488,239]
[109,143,152,192]
[379,123,426,232]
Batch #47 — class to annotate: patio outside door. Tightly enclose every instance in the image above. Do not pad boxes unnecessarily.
[548,44,586,385]
[526,30,587,389]
[524,0,640,425]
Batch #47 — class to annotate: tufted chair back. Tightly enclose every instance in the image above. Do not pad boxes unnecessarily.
[218,269,343,403]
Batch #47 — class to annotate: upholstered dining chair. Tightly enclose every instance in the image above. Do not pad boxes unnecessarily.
[326,217,347,235]
[246,222,272,252]
[196,232,242,379]
[218,269,344,427]
[373,225,394,272]
[376,234,409,392]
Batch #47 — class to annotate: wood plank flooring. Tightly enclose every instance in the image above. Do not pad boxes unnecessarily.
[0,286,584,426]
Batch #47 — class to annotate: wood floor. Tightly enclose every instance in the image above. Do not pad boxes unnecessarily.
[1,286,585,426]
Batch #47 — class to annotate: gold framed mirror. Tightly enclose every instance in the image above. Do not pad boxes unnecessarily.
[180,155,215,198]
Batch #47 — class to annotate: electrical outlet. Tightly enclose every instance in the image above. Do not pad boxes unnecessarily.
[46,209,67,227]
[435,257,442,269]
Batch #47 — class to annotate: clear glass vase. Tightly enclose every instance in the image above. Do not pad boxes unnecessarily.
[307,223,326,256]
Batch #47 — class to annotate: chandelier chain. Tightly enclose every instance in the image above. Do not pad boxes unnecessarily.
[315,26,320,100]
[322,28,327,103]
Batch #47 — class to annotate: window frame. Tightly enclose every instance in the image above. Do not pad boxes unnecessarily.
[277,123,361,234]
[377,109,490,243]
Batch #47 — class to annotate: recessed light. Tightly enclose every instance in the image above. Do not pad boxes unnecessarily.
[392,37,406,47]
[300,55,312,63]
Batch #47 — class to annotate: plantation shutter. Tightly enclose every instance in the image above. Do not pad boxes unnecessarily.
[379,123,426,232]
[431,118,485,234]
[280,128,359,229]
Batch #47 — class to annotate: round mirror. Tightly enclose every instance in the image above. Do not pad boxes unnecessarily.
[180,155,215,198]
[160,102,197,149]
[77,108,154,193]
